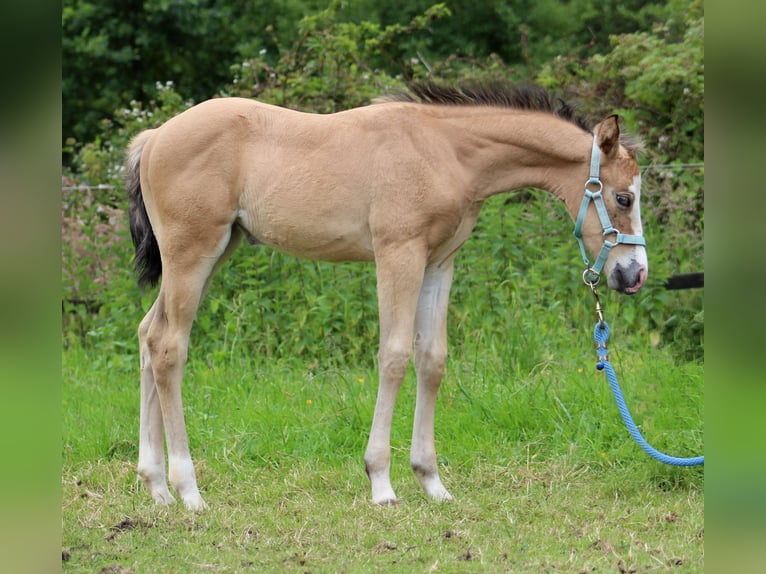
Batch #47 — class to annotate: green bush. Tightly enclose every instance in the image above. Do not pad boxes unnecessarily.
[61,2,704,364]
[225,3,450,111]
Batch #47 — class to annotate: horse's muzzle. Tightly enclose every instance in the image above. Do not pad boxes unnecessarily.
[610,261,647,294]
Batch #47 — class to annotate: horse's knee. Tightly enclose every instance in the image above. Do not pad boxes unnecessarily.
[414,341,447,383]
[378,342,412,381]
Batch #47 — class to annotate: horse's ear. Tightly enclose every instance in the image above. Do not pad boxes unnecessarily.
[595,115,620,158]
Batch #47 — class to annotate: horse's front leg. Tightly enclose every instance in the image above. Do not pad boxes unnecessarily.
[365,241,427,505]
[411,260,455,501]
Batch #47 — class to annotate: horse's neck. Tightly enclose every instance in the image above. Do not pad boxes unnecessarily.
[444,110,592,208]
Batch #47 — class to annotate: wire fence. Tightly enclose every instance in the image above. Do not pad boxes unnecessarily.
[62,183,116,191]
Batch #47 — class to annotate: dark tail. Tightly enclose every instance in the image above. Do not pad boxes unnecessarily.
[126,130,162,287]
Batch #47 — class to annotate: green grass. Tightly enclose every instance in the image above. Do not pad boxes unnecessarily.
[62,335,703,573]
[62,193,703,571]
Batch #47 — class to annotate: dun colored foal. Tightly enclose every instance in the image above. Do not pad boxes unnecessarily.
[127,82,647,510]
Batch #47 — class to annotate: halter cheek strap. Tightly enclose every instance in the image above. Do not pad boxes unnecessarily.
[573,136,646,285]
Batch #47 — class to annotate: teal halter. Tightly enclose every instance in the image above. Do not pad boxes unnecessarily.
[574,136,646,285]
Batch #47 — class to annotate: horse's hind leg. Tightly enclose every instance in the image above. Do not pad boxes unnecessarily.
[137,299,176,505]
[137,224,240,510]
[411,260,455,501]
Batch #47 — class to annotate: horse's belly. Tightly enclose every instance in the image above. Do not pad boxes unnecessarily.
[238,205,375,262]
[269,230,375,262]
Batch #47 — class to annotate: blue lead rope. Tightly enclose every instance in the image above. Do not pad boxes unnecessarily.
[577,131,700,466]
[594,321,704,467]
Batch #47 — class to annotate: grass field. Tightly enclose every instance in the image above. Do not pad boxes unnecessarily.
[61,193,703,572]
[62,332,703,572]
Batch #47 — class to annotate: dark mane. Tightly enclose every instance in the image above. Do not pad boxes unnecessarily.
[380,80,591,133]
[379,80,645,155]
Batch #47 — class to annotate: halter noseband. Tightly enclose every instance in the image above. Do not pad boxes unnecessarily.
[574,136,646,285]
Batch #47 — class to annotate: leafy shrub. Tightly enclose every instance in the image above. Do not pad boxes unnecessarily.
[225,3,450,111]
[62,2,704,364]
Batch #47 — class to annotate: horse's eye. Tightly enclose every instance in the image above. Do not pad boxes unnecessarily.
[616,194,632,208]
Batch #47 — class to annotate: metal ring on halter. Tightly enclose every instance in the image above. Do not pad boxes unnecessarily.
[585,178,603,193]
[603,227,620,243]
[582,268,601,287]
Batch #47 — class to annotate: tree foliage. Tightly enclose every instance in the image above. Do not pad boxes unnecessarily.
[63,0,683,150]
[538,0,703,163]
[225,3,451,112]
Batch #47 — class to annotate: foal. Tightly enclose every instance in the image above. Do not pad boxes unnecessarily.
[127,82,647,510]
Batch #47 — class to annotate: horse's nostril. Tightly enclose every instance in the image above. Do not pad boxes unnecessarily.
[637,266,647,287]
[624,265,646,294]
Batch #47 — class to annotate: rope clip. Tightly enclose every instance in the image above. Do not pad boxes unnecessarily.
[583,269,605,327]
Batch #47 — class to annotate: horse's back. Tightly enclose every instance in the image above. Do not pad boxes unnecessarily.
[135,96,473,263]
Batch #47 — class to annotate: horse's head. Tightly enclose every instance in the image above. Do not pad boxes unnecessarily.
[574,116,648,294]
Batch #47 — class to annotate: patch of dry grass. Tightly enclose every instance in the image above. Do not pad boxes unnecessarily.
[62,451,703,573]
